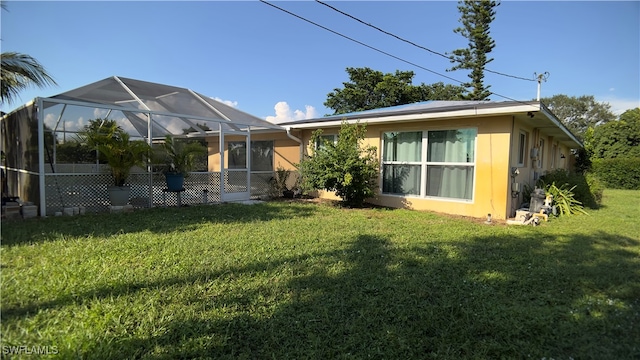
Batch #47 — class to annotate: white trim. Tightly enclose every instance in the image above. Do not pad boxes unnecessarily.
[285,103,542,129]
[113,76,151,111]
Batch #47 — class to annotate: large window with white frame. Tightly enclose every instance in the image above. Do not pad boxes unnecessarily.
[381,128,476,201]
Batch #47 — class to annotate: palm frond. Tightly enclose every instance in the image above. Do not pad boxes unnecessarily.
[1,52,57,104]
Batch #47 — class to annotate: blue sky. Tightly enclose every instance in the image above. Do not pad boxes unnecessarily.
[2,1,639,122]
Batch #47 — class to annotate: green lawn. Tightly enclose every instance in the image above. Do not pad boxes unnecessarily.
[1,190,639,359]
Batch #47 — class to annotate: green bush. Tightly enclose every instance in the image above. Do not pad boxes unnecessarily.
[591,158,640,190]
[298,121,379,207]
[538,169,602,209]
[585,172,605,204]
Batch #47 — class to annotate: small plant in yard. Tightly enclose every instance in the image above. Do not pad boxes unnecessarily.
[79,118,150,187]
[298,121,379,207]
[538,168,603,208]
[544,182,588,216]
[270,165,294,198]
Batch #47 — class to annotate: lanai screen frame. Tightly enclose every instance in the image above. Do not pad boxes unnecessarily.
[3,76,285,216]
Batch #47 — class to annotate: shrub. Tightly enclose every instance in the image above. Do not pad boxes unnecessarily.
[544,182,588,216]
[298,121,379,207]
[591,158,640,190]
[538,169,602,209]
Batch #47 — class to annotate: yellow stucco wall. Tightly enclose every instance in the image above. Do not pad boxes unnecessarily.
[197,116,576,221]
[508,120,575,216]
[297,116,514,219]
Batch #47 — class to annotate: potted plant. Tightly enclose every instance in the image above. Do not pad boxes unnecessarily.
[274,165,295,198]
[80,119,150,206]
[155,135,207,191]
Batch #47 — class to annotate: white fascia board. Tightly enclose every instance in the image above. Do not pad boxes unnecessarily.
[287,103,542,129]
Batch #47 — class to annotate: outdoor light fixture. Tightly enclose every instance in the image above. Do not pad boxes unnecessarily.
[560,153,566,159]
[527,111,535,118]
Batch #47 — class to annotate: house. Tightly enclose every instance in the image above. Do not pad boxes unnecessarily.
[276,100,582,220]
[1,76,580,220]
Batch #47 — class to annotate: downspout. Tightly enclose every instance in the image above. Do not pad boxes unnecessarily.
[509,115,517,218]
[285,126,303,161]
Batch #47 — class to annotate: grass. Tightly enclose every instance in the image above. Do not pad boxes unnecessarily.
[1,190,639,359]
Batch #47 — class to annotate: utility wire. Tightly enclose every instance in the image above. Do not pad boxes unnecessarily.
[259,0,462,85]
[259,0,530,104]
[315,0,536,82]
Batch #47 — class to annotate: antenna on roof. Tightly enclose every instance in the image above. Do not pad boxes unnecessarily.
[535,72,550,101]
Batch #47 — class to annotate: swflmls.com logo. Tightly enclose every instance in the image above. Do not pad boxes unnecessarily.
[2,345,59,355]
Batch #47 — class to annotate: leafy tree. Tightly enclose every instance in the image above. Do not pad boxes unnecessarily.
[540,94,616,139]
[324,67,465,115]
[298,121,379,207]
[1,1,57,105]
[590,107,640,159]
[448,0,498,100]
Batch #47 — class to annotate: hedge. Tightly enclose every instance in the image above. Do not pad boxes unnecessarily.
[591,157,640,190]
[538,169,604,209]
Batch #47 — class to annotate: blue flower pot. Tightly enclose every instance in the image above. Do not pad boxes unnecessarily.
[165,173,185,191]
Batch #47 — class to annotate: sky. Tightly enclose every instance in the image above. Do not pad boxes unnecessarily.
[2,1,639,123]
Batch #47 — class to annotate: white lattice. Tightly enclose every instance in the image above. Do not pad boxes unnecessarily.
[43,171,273,214]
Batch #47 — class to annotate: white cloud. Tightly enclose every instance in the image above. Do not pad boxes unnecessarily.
[93,108,109,119]
[266,101,318,124]
[212,97,238,108]
[598,96,640,115]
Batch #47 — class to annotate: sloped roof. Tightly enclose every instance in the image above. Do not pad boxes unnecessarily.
[280,100,582,148]
[40,76,283,138]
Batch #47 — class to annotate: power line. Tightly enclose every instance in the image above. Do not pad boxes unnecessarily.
[259,0,462,84]
[315,0,536,82]
[259,0,531,104]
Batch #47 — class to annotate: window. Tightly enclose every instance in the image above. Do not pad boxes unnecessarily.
[517,131,528,167]
[228,140,274,171]
[381,128,476,201]
[314,134,337,150]
[382,131,422,195]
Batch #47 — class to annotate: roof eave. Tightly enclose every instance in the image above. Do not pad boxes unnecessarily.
[281,101,542,129]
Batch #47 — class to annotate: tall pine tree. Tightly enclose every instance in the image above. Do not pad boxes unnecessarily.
[448,0,498,101]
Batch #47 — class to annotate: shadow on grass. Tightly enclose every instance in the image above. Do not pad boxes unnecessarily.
[29,229,638,359]
[0,201,318,247]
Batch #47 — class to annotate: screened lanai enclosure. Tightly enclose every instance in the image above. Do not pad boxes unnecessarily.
[1,76,286,217]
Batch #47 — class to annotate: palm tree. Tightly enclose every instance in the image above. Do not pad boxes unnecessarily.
[1,2,57,105]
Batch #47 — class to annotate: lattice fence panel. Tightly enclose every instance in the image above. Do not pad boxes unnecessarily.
[45,171,226,213]
[155,172,222,207]
[45,173,112,215]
